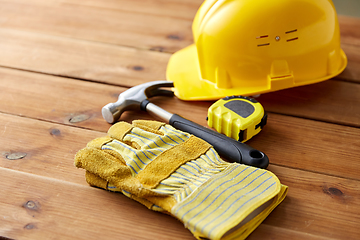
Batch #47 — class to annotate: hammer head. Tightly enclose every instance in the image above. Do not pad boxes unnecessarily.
[102,81,174,123]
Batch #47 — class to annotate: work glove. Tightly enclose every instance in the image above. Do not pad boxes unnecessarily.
[75,120,287,240]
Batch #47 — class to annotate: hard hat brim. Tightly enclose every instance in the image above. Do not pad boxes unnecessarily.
[166,44,347,101]
[166,44,245,101]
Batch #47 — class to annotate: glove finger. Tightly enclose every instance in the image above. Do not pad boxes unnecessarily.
[124,127,167,153]
[75,133,146,177]
[133,120,190,145]
[106,121,170,174]
[103,138,157,175]
[85,171,166,212]
[107,121,133,142]
[158,124,191,143]
[74,145,133,187]
[85,170,109,190]
[107,120,168,157]
[105,121,186,176]
[107,121,162,150]
[133,120,190,140]
[132,120,165,135]
[127,126,175,151]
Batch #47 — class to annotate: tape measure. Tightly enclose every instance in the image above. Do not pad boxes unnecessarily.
[207,96,267,142]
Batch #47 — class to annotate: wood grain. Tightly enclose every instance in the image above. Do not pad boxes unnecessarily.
[249,113,360,180]
[0,28,170,86]
[0,66,122,131]
[339,15,360,47]
[60,0,203,20]
[0,0,193,53]
[248,224,334,240]
[339,43,360,82]
[264,164,360,240]
[257,80,360,127]
[0,1,359,54]
[1,0,203,20]
[1,162,359,239]
[0,112,102,185]
[0,168,194,240]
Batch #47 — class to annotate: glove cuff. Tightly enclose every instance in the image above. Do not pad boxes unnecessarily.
[171,164,287,240]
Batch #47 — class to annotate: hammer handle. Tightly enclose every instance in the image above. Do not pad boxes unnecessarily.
[169,114,269,169]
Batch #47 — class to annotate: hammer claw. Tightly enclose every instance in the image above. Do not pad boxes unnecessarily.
[150,89,174,98]
[102,81,173,123]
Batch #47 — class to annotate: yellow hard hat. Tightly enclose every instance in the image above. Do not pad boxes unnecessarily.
[166,0,347,100]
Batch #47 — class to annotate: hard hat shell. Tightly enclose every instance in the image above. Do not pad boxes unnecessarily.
[166,0,347,100]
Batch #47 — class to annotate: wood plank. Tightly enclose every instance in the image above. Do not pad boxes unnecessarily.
[0,66,118,131]
[60,0,203,20]
[0,1,358,54]
[0,28,170,87]
[248,225,334,240]
[0,0,193,53]
[0,0,203,20]
[0,112,102,185]
[338,43,360,82]
[257,80,360,128]
[263,164,360,240]
[339,15,360,47]
[1,65,360,130]
[249,113,360,181]
[0,67,168,130]
[1,163,359,239]
[0,168,194,240]
[1,98,359,186]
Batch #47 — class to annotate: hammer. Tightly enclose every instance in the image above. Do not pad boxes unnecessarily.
[102,81,269,169]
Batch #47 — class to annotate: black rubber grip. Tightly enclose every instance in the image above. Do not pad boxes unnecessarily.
[169,114,269,169]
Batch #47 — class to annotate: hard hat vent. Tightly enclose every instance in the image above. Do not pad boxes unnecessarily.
[256,35,270,47]
[287,37,298,42]
[285,29,298,42]
[257,43,270,47]
[285,29,297,34]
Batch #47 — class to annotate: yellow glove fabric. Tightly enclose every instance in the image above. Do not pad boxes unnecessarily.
[75,120,288,240]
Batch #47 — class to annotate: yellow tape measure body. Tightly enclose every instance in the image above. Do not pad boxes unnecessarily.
[207,96,267,142]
